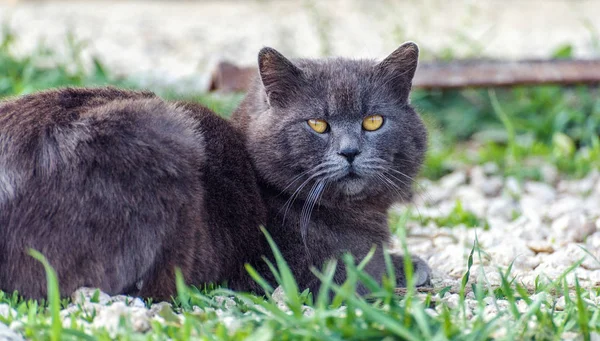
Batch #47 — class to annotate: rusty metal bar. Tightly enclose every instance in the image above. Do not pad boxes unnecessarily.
[208,59,600,93]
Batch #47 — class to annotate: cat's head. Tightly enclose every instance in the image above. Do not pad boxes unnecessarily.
[235,42,427,206]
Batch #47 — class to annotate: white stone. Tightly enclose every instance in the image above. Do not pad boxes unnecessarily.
[465,298,479,310]
[476,228,507,249]
[537,243,599,276]
[272,286,291,312]
[547,197,585,220]
[91,302,151,335]
[0,323,23,341]
[148,302,174,318]
[430,272,458,290]
[214,296,237,310]
[303,306,314,317]
[71,287,111,305]
[422,186,450,205]
[577,170,599,194]
[529,293,548,306]
[0,304,16,319]
[519,195,545,225]
[110,295,146,308]
[524,181,557,202]
[540,164,559,184]
[481,176,504,197]
[562,332,583,340]
[455,187,487,217]
[558,174,596,196]
[510,217,548,241]
[505,177,522,198]
[60,303,97,319]
[527,240,554,254]
[555,296,568,311]
[583,195,600,217]
[482,162,499,175]
[468,166,501,197]
[517,274,540,288]
[469,166,486,187]
[486,239,536,269]
[424,308,439,318]
[589,231,600,249]
[443,294,461,309]
[221,316,242,332]
[427,244,470,278]
[440,171,467,191]
[487,197,518,221]
[517,299,529,313]
[551,213,595,244]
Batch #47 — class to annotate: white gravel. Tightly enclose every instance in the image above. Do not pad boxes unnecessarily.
[401,165,600,290]
[0,322,23,341]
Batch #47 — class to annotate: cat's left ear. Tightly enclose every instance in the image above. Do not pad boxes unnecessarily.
[376,42,419,102]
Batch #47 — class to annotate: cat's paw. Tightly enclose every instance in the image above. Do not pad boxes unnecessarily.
[394,255,432,287]
[411,256,432,287]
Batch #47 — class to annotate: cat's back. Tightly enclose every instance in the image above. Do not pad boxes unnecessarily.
[0,87,156,144]
[0,87,204,193]
[0,87,208,298]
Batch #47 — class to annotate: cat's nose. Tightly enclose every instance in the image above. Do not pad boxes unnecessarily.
[338,148,361,163]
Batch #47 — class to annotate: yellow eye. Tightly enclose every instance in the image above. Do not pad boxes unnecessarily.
[307,119,329,133]
[362,115,384,131]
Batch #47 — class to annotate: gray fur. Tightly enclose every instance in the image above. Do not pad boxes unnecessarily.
[233,42,432,292]
[0,87,267,300]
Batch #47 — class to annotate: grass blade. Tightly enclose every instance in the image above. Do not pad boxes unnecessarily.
[175,268,191,310]
[29,249,62,341]
[260,227,302,316]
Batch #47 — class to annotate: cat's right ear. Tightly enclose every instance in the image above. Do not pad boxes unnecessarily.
[258,47,303,107]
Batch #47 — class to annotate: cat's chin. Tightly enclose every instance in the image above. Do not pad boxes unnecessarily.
[338,177,367,197]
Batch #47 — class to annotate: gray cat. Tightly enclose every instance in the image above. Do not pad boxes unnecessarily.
[0,43,430,301]
[232,42,432,294]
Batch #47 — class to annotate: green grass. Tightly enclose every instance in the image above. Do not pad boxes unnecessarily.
[391,200,490,231]
[2,223,599,340]
[416,84,600,180]
[1,28,600,340]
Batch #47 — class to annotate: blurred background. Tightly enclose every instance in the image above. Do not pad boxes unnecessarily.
[1,0,599,91]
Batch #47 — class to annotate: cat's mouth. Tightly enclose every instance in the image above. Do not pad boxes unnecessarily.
[345,171,360,180]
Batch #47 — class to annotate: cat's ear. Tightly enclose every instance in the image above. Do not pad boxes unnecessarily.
[258,47,303,107]
[376,42,419,102]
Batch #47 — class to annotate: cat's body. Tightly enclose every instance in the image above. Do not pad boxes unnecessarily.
[0,43,431,300]
[0,87,265,299]
[232,42,432,292]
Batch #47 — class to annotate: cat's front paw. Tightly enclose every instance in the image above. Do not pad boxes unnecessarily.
[394,255,432,287]
[411,256,432,287]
